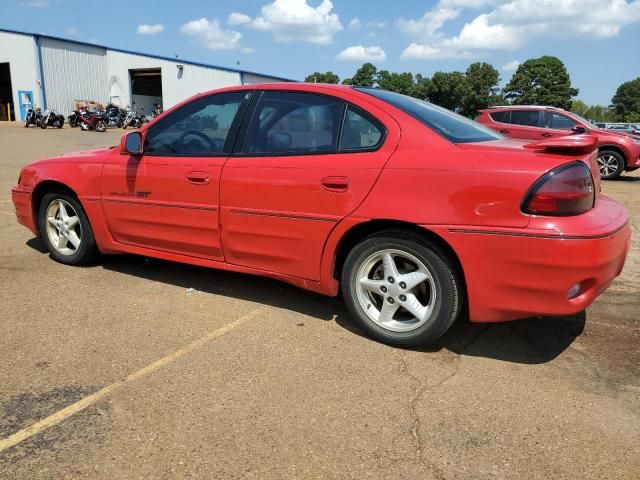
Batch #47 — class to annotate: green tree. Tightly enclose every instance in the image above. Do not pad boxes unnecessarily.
[611,77,640,121]
[342,63,378,87]
[304,71,340,84]
[429,71,469,111]
[582,104,617,122]
[504,56,578,109]
[460,62,501,117]
[411,74,432,100]
[570,99,589,117]
[376,70,415,95]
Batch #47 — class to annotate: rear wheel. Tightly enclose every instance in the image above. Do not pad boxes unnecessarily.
[342,231,462,346]
[38,193,98,265]
[95,121,106,132]
[598,149,625,179]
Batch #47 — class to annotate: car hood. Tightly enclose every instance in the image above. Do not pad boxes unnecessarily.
[30,146,116,166]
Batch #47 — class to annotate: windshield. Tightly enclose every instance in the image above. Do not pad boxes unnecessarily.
[356,88,503,143]
[570,113,599,129]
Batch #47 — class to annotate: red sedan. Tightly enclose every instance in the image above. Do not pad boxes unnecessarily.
[12,84,631,346]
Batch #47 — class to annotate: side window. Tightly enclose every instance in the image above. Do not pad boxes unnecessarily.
[244,91,345,155]
[340,106,383,150]
[489,111,510,123]
[144,92,248,155]
[544,112,576,130]
[510,110,541,127]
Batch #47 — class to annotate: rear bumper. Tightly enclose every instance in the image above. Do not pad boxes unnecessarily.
[11,186,37,234]
[431,211,631,323]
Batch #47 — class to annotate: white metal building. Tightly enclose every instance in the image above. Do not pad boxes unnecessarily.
[0,28,293,121]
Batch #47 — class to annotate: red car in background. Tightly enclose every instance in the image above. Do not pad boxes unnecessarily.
[476,106,640,179]
[12,84,631,346]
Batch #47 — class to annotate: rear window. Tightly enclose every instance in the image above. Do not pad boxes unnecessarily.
[357,88,502,143]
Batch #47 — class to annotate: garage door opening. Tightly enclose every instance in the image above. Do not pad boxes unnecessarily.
[130,68,162,117]
[0,63,15,121]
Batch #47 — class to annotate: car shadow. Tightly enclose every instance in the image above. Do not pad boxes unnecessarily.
[26,238,585,365]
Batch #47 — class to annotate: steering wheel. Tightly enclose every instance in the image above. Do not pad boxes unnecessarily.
[177,129,219,153]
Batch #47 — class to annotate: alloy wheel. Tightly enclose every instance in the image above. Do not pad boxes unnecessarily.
[598,154,619,177]
[355,249,437,333]
[45,199,82,256]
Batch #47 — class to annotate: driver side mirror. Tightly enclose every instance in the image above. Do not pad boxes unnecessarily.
[571,125,587,134]
[121,131,143,155]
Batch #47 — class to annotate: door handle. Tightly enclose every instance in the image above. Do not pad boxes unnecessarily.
[499,129,509,134]
[541,133,552,137]
[186,171,211,185]
[321,176,349,193]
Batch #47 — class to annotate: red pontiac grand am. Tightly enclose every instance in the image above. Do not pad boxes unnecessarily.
[12,84,631,346]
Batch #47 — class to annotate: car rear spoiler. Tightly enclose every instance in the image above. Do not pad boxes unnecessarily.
[524,134,598,155]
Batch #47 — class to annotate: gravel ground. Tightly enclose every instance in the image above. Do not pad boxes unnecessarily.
[0,123,638,479]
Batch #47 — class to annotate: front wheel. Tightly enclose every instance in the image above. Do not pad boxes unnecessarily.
[38,193,98,265]
[341,231,462,347]
[40,121,47,129]
[598,149,625,180]
[95,121,106,132]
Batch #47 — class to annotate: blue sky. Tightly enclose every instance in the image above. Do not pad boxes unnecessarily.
[2,0,639,105]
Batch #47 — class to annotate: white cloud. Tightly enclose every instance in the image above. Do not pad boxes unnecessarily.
[137,24,164,35]
[348,18,362,30]
[501,59,520,71]
[399,0,640,59]
[64,27,79,36]
[180,18,243,50]
[228,12,251,25]
[336,45,386,62]
[248,0,343,44]
[366,21,386,28]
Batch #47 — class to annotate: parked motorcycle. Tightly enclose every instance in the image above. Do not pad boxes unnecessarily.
[122,109,147,129]
[24,107,43,128]
[40,109,65,129]
[104,103,125,128]
[151,104,163,118]
[68,109,83,128]
[79,111,106,132]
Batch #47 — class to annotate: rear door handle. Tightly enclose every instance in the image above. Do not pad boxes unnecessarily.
[541,133,553,137]
[321,176,349,193]
[186,171,211,185]
[499,129,509,134]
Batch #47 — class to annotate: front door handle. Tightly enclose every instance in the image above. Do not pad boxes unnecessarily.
[541,132,553,137]
[499,129,509,134]
[186,171,211,185]
[321,176,349,193]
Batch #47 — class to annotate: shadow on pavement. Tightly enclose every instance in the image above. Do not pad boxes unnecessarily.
[27,238,585,365]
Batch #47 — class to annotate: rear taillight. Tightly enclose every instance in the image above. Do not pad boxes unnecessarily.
[522,162,595,216]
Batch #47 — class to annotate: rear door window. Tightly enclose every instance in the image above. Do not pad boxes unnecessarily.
[243,91,345,155]
[510,110,541,127]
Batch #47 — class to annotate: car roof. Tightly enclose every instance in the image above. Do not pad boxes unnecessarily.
[481,105,566,112]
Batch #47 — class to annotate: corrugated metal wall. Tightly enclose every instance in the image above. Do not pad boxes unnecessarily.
[243,73,283,85]
[107,51,241,112]
[0,31,41,119]
[40,38,109,115]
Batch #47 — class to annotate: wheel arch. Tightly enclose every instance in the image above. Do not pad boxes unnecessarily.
[332,219,466,289]
[31,180,79,231]
[598,145,626,161]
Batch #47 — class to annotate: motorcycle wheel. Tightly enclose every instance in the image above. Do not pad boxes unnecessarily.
[24,119,29,128]
[40,122,47,129]
[96,121,106,133]
[55,120,63,129]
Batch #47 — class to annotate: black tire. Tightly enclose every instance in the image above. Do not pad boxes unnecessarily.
[40,121,47,129]
[341,230,462,347]
[95,121,106,133]
[38,192,99,266]
[597,149,625,180]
